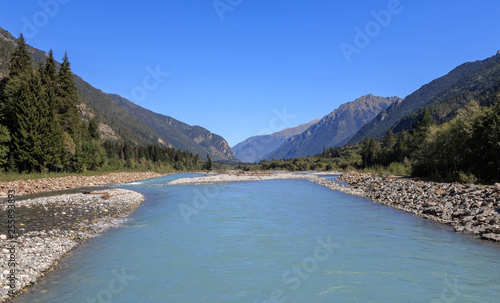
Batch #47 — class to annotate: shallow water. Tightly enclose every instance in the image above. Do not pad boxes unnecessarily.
[12,173,500,302]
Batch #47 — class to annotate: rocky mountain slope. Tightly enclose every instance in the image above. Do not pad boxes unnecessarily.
[109,94,237,162]
[232,119,320,163]
[349,52,500,143]
[266,95,400,160]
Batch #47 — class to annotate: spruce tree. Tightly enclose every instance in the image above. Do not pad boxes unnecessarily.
[0,125,10,167]
[3,34,33,131]
[7,64,65,172]
[205,154,213,170]
[8,34,31,78]
[38,62,65,171]
[43,50,68,169]
[44,50,58,82]
[2,34,34,171]
[88,118,100,140]
[58,52,81,141]
[382,129,396,151]
[382,129,396,164]
[10,68,44,171]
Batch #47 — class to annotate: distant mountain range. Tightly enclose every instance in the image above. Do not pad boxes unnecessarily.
[234,51,500,162]
[264,95,399,160]
[0,26,237,162]
[232,119,320,163]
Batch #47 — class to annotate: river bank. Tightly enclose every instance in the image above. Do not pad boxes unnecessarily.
[331,172,500,242]
[0,188,145,302]
[0,172,164,198]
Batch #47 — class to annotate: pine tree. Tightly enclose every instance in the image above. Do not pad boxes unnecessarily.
[57,52,81,142]
[381,129,396,164]
[3,34,33,131]
[38,62,65,171]
[88,118,100,140]
[43,51,69,169]
[362,137,381,167]
[205,154,213,170]
[44,50,57,82]
[8,34,31,78]
[0,77,9,123]
[6,64,65,172]
[394,131,410,162]
[10,68,45,171]
[0,124,10,167]
[382,129,396,151]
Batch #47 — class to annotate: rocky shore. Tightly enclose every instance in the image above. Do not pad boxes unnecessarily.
[328,172,500,242]
[0,172,163,198]
[0,188,145,302]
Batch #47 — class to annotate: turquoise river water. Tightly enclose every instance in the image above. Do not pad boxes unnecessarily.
[12,173,500,302]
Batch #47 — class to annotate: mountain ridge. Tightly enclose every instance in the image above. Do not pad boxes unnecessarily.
[108,94,237,162]
[232,119,320,163]
[348,52,500,143]
[266,94,400,160]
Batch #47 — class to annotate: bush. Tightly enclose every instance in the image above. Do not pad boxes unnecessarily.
[458,171,478,184]
[387,162,411,176]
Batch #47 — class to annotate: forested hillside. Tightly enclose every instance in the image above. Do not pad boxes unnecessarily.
[109,94,237,162]
[349,53,500,143]
[0,34,204,173]
[0,26,237,164]
[248,102,500,183]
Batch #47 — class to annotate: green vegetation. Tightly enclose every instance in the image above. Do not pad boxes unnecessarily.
[349,53,500,144]
[0,34,206,175]
[0,27,237,165]
[244,100,500,184]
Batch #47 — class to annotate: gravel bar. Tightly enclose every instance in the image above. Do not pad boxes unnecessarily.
[0,188,145,302]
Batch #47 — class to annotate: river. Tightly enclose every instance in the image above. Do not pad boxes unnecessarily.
[12,173,500,302]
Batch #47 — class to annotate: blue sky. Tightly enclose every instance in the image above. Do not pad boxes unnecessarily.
[1,0,499,147]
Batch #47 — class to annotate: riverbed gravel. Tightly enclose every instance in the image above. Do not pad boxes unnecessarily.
[0,188,144,302]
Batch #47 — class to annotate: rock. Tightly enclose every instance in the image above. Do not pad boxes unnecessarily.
[0,234,7,240]
[423,206,441,216]
[481,233,500,242]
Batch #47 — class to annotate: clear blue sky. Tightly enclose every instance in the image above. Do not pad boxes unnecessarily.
[1,0,499,147]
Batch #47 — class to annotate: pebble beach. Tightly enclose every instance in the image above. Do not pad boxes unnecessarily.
[0,172,164,302]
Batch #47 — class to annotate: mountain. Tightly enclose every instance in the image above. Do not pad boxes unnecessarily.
[266,95,400,160]
[0,26,237,162]
[108,94,237,162]
[349,52,500,143]
[232,119,320,163]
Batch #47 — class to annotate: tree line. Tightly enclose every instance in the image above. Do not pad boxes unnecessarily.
[247,101,500,184]
[0,34,206,173]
